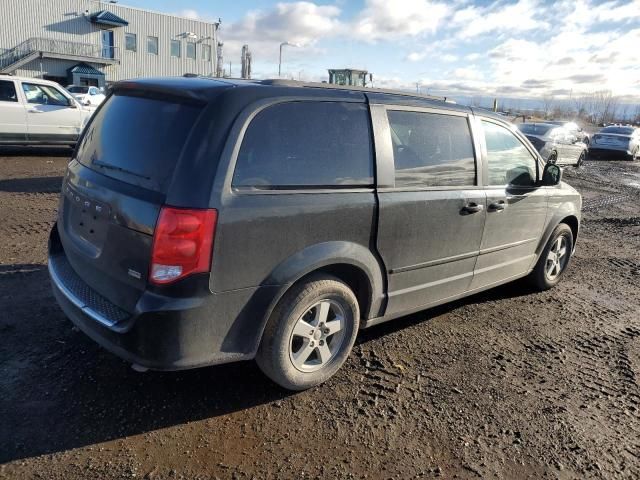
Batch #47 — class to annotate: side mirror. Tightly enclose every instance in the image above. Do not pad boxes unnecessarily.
[541,163,562,186]
[68,98,77,108]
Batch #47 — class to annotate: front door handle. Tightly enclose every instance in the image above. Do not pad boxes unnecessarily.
[489,200,506,212]
[28,109,44,113]
[461,202,484,214]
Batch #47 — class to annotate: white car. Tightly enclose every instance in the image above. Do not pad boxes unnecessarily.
[66,85,107,107]
[0,75,93,146]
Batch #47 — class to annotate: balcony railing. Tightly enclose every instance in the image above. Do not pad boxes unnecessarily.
[0,37,120,71]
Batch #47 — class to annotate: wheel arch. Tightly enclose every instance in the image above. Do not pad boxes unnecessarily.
[536,210,580,258]
[248,241,386,356]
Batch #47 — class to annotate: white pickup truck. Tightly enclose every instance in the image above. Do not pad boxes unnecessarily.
[0,74,93,146]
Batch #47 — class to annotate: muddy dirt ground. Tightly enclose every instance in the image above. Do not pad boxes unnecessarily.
[0,148,639,479]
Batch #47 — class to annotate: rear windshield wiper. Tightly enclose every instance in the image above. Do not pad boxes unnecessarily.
[92,160,151,180]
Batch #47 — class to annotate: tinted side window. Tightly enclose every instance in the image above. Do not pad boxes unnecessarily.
[482,120,537,186]
[233,102,373,188]
[387,110,476,187]
[0,80,17,102]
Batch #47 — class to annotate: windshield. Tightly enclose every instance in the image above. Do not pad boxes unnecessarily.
[67,86,89,94]
[518,124,553,136]
[76,94,203,192]
[600,127,634,135]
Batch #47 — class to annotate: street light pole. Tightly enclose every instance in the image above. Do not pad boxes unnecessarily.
[278,42,298,78]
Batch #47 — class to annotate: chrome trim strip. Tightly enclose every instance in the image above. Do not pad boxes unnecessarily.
[48,259,118,328]
[479,237,537,255]
[390,250,479,274]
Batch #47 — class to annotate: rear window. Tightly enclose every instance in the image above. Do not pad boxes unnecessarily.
[600,126,634,135]
[232,102,373,189]
[76,94,202,192]
[517,124,553,136]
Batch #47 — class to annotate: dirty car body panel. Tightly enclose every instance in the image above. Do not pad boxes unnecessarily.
[48,78,582,371]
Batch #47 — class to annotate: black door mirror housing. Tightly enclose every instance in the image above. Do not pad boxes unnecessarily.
[541,163,562,186]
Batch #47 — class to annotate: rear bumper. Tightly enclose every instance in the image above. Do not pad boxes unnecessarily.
[589,146,633,159]
[49,231,279,370]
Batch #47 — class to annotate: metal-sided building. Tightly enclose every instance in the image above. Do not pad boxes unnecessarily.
[0,0,219,87]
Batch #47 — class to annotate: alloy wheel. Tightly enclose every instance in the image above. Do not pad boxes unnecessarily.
[546,235,569,281]
[289,299,347,372]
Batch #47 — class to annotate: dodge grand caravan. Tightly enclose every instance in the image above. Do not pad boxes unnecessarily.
[49,77,581,390]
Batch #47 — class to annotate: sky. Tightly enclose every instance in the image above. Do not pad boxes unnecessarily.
[119,0,640,103]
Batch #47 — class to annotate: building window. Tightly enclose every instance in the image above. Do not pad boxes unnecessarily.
[186,42,196,60]
[202,44,211,62]
[125,33,137,52]
[170,40,181,58]
[147,36,158,55]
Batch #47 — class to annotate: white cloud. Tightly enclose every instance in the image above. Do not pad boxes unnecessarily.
[354,0,451,40]
[177,9,201,20]
[452,0,548,39]
[452,67,484,81]
[225,2,341,47]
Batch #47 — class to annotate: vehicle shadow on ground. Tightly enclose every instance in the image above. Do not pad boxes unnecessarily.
[0,267,292,464]
[0,176,64,193]
[1,267,537,464]
[0,146,72,157]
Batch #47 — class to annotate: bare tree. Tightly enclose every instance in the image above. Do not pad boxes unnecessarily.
[618,103,629,123]
[591,90,618,125]
[541,93,556,119]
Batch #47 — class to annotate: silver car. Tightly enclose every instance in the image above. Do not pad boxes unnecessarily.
[590,126,640,161]
[517,123,588,167]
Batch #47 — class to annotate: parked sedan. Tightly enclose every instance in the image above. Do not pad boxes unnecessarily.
[0,74,93,146]
[546,121,590,145]
[66,85,106,107]
[590,126,640,161]
[517,123,588,167]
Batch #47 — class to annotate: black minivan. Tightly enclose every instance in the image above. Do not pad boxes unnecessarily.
[49,77,581,390]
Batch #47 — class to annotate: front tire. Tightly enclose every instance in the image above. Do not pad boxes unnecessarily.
[256,275,360,390]
[529,224,573,291]
[576,151,586,168]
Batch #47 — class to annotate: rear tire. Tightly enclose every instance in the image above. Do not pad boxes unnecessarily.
[548,152,558,164]
[576,151,586,168]
[256,274,359,391]
[528,224,573,291]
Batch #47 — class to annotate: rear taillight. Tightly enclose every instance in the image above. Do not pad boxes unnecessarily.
[150,206,217,285]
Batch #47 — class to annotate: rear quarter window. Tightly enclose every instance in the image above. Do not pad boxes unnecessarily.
[232,101,373,189]
[76,94,202,193]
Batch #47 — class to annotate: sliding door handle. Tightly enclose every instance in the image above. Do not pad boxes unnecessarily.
[489,200,506,212]
[461,203,484,214]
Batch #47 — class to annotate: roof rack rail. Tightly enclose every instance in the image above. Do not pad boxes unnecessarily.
[180,75,455,103]
[258,78,454,103]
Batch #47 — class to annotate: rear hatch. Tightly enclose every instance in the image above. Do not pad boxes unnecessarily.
[593,133,631,147]
[57,90,205,312]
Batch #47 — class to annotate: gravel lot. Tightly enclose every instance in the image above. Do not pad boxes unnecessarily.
[1,148,639,479]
